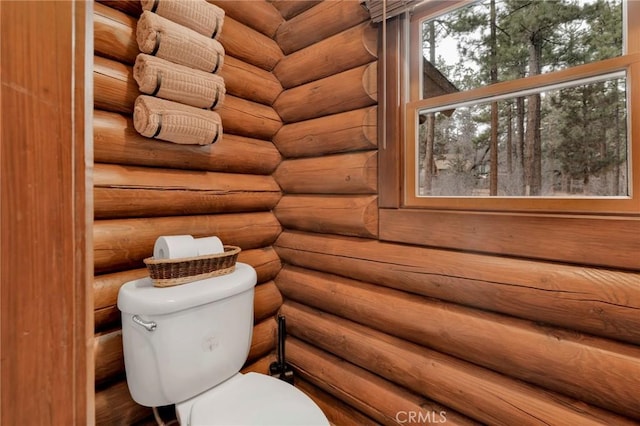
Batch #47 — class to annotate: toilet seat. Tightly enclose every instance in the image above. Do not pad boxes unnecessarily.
[176,372,329,426]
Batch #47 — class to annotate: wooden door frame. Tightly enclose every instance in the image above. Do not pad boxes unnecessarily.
[1,1,94,424]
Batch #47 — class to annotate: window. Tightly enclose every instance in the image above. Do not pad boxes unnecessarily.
[377,0,640,268]
[402,0,640,213]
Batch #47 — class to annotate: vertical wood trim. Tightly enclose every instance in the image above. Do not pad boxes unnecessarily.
[0,1,93,424]
[78,1,95,423]
[377,16,404,208]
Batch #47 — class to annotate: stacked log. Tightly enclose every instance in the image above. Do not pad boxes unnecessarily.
[94,213,281,273]
[218,16,283,71]
[277,265,640,419]
[90,1,640,424]
[94,163,281,219]
[92,2,285,424]
[274,23,377,89]
[95,381,151,425]
[222,56,283,105]
[209,0,283,38]
[247,318,277,363]
[94,2,138,64]
[289,339,477,425]
[270,2,640,425]
[281,302,638,425]
[94,110,281,175]
[219,95,282,140]
[93,58,282,140]
[275,151,377,194]
[93,56,139,114]
[275,0,370,54]
[96,0,141,17]
[273,107,377,158]
[274,63,377,123]
[269,0,322,20]
[275,231,640,346]
[93,3,284,105]
[274,195,378,238]
[295,379,379,426]
[254,281,284,322]
[269,4,385,421]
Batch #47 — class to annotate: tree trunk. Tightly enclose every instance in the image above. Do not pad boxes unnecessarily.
[507,102,513,175]
[423,22,437,194]
[517,96,526,194]
[525,35,543,195]
[422,113,436,194]
[614,95,622,195]
[489,0,498,196]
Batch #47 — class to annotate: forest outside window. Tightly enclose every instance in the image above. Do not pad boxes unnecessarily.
[404,0,640,213]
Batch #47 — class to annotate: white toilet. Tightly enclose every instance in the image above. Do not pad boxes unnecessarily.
[117,262,329,425]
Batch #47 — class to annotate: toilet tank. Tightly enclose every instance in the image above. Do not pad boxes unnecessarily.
[117,262,257,407]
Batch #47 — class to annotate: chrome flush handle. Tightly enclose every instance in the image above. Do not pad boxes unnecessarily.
[132,315,157,332]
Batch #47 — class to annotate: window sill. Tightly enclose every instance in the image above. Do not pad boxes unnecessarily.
[379,208,640,270]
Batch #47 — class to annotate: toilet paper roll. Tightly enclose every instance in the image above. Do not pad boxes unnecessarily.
[153,235,197,259]
[194,236,224,256]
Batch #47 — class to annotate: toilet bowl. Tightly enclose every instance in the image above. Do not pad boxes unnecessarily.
[175,372,328,425]
[118,262,329,425]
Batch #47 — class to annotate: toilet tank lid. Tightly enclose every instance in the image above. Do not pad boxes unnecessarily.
[117,262,257,316]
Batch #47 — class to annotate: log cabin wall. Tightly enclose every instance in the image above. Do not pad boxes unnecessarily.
[269,1,640,425]
[90,1,640,425]
[92,1,284,423]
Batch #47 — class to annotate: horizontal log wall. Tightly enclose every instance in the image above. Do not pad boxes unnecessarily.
[92,2,285,424]
[90,1,640,424]
[274,23,377,89]
[273,107,377,158]
[275,0,370,55]
[277,265,640,419]
[94,110,281,175]
[281,302,638,426]
[270,1,640,424]
[269,0,321,21]
[269,1,385,418]
[93,57,282,140]
[93,4,284,105]
[289,338,477,426]
[274,195,378,238]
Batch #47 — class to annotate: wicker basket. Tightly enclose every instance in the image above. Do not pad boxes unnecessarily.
[144,245,241,287]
